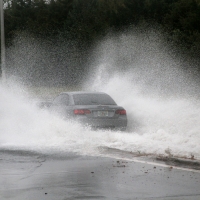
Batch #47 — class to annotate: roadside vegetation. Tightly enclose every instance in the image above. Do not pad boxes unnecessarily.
[4,0,200,48]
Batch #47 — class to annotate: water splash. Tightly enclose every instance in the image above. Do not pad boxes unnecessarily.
[1,29,200,160]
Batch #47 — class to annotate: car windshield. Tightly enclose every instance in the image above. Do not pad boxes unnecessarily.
[73,93,117,105]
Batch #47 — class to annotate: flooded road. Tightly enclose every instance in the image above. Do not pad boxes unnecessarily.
[1,150,200,200]
[1,30,200,199]
[1,80,200,200]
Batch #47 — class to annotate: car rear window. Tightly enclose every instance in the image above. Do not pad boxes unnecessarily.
[73,93,117,105]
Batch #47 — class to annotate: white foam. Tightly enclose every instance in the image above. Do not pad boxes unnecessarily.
[1,76,200,160]
[1,30,200,160]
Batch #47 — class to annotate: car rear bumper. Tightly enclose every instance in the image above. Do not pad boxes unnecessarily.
[75,116,127,130]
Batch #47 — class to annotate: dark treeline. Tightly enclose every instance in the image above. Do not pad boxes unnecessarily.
[4,0,200,49]
[2,0,200,86]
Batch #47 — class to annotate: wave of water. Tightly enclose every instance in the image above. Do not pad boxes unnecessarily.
[1,30,200,160]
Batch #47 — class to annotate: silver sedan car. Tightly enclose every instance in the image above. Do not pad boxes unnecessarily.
[49,92,127,131]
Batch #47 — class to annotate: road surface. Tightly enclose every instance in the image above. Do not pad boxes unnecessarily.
[0,149,200,200]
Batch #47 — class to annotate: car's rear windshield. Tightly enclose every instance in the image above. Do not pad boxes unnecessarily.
[73,93,117,105]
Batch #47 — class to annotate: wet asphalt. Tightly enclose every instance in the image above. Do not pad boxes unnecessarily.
[0,150,200,200]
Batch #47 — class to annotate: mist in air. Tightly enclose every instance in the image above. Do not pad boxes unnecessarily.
[1,28,200,160]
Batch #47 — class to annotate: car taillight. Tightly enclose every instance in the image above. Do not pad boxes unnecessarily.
[115,109,126,115]
[74,109,91,115]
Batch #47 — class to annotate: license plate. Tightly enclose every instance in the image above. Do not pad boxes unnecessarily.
[97,111,108,117]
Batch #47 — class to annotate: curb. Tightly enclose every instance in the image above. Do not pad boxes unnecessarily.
[156,156,200,170]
